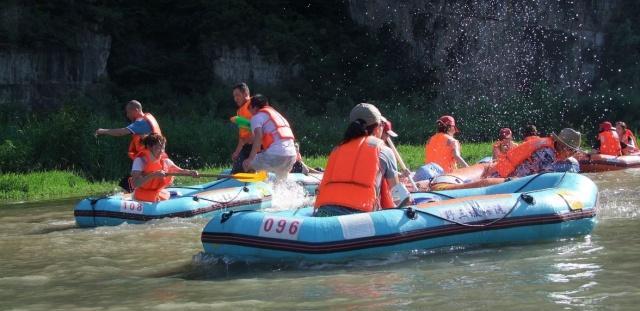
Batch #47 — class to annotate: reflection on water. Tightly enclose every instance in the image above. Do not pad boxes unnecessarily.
[0,172,639,310]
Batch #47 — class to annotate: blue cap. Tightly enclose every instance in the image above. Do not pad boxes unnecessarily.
[413,163,444,182]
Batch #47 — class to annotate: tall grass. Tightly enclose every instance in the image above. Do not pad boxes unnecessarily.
[0,171,116,202]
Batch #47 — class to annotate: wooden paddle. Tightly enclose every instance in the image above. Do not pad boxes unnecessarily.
[167,170,268,182]
[385,137,418,190]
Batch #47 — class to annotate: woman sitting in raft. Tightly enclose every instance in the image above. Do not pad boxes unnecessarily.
[593,121,621,156]
[408,163,506,191]
[615,121,639,155]
[131,134,198,202]
[314,103,411,217]
[492,128,519,160]
[424,115,469,173]
[487,128,582,178]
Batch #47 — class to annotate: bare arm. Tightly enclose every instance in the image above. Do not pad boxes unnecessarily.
[130,170,165,188]
[95,128,131,137]
[452,139,469,167]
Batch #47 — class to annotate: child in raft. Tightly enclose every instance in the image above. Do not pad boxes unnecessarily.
[424,115,469,173]
[593,121,621,156]
[615,121,639,155]
[492,128,519,160]
[130,133,198,202]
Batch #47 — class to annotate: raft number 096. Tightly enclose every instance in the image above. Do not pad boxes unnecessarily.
[259,216,303,240]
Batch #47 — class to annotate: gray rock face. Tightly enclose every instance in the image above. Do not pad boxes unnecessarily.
[205,46,300,86]
[0,5,110,108]
[348,0,618,105]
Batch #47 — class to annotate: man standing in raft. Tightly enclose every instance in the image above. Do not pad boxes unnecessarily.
[490,128,582,178]
[314,103,410,217]
[130,134,198,202]
[242,94,297,182]
[229,82,254,173]
[424,115,469,173]
[95,100,162,160]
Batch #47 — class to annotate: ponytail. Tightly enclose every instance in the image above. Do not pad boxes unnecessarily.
[341,119,378,144]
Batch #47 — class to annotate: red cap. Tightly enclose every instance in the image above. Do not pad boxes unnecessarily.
[438,115,459,133]
[499,128,513,139]
[380,116,398,138]
[599,121,612,131]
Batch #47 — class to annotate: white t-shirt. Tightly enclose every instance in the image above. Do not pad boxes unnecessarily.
[251,111,296,156]
[131,157,180,173]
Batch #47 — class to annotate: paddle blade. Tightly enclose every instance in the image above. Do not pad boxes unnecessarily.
[230,170,268,182]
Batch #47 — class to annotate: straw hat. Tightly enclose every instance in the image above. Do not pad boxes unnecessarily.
[551,128,582,152]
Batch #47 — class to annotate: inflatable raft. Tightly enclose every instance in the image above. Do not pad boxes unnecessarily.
[74,173,322,227]
[201,172,597,262]
[577,154,640,172]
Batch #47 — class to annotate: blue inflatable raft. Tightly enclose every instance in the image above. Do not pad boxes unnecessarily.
[74,173,321,227]
[201,172,598,262]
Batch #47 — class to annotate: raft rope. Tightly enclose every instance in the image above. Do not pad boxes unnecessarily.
[401,192,535,228]
[188,183,249,205]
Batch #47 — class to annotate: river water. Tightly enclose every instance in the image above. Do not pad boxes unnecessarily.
[1,171,639,310]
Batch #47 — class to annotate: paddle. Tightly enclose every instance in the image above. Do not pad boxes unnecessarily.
[385,137,419,190]
[166,170,268,182]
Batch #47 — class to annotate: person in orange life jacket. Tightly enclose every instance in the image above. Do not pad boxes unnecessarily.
[593,121,621,156]
[380,116,411,178]
[492,127,519,160]
[290,141,322,175]
[130,134,198,202]
[314,103,410,217]
[424,115,469,173]
[615,121,639,155]
[230,83,254,174]
[242,94,297,182]
[95,100,162,160]
[522,124,540,142]
[95,100,162,192]
[489,128,582,178]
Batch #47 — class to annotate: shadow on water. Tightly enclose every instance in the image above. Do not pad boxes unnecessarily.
[161,238,585,281]
[27,223,79,235]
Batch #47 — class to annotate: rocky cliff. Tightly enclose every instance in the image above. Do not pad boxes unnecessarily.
[348,0,618,105]
[0,4,110,108]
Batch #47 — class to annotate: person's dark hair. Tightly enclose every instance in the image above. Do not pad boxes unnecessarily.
[523,124,538,137]
[341,119,379,144]
[249,94,269,109]
[232,82,250,94]
[141,133,166,149]
[436,120,452,133]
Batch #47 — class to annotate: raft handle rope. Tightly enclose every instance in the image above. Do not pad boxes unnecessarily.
[220,209,258,223]
[189,183,249,205]
[402,192,535,228]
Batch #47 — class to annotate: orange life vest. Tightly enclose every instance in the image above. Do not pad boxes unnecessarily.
[315,136,388,212]
[127,113,162,160]
[425,133,457,173]
[495,137,555,178]
[598,130,621,156]
[524,135,540,142]
[232,100,253,140]
[622,129,637,148]
[258,106,294,150]
[133,151,175,202]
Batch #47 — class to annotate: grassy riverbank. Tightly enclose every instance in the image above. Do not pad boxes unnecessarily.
[0,143,493,203]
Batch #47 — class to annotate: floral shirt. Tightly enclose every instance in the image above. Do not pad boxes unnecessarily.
[511,147,557,177]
